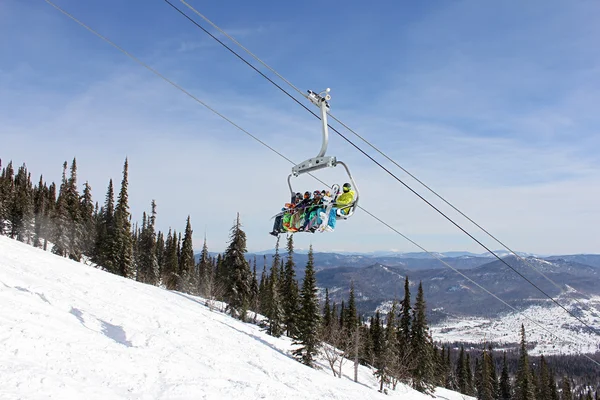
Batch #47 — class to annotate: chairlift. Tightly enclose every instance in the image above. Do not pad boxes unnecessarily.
[268,89,360,237]
[286,88,359,220]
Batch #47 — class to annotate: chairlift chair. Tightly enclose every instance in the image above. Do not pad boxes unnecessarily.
[286,88,359,220]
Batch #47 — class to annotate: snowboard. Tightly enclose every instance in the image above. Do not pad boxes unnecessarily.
[316,184,340,233]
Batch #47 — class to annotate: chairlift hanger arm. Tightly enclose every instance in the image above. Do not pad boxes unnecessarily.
[307,88,331,158]
[291,88,333,178]
[287,88,359,218]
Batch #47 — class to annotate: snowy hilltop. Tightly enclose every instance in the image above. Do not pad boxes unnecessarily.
[0,235,469,399]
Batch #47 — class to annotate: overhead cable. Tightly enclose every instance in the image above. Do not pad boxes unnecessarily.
[43,0,599,367]
[167,0,599,337]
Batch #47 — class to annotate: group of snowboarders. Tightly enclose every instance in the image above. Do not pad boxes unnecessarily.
[269,182,355,236]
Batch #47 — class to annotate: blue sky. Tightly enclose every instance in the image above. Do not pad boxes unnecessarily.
[1,0,599,255]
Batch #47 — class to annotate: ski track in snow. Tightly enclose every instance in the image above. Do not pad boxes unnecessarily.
[0,236,473,400]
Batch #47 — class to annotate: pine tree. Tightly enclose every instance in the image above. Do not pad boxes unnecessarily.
[137,201,159,285]
[80,181,95,257]
[500,352,512,399]
[215,253,226,292]
[250,258,259,316]
[10,164,33,244]
[0,160,12,235]
[266,237,284,337]
[3,163,33,242]
[179,216,195,292]
[466,353,474,396]
[344,281,358,334]
[478,348,494,400]
[114,158,133,278]
[410,281,435,394]
[375,300,399,392]
[282,235,299,337]
[292,245,321,367]
[398,275,412,364]
[549,374,559,400]
[322,288,332,332]
[538,354,552,400]
[197,236,211,296]
[339,301,345,331]
[163,229,179,289]
[457,346,468,394]
[222,213,251,320]
[43,182,56,250]
[370,311,384,368]
[258,260,269,315]
[64,158,82,261]
[52,162,70,257]
[515,324,536,400]
[93,179,116,272]
[32,175,46,248]
[487,345,500,400]
[155,230,165,273]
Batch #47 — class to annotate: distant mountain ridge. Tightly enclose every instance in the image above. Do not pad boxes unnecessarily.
[245,249,543,258]
[314,255,600,322]
[198,250,600,276]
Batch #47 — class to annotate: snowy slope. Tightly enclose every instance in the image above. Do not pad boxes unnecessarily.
[0,236,470,400]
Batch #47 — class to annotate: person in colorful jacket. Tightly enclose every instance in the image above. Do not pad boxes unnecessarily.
[302,190,324,231]
[335,182,355,216]
[269,193,302,236]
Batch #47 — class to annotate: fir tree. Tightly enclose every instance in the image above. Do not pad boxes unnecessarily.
[457,346,468,394]
[258,260,269,315]
[197,236,211,296]
[250,258,259,316]
[0,160,12,235]
[65,158,82,260]
[560,378,573,400]
[93,179,116,272]
[515,324,536,400]
[266,237,284,337]
[32,175,46,248]
[500,352,512,400]
[375,300,400,392]
[344,281,358,334]
[43,182,56,250]
[322,288,332,332]
[466,353,474,396]
[282,235,299,337]
[222,213,251,320]
[4,163,33,243]
[80,181,95,257]
[292,245,321,367]
[163,229,179,289]
[137,200,159,285]
[398,275,412,363]
[478,348,494,400]
[155,230,165,276]
[410,281,435,394]
[114,158,133,278]
[51,162,70,257]
[179,216,195,292]
[487,345,500,400]
[370,311,384,368]
[538,354,552,400]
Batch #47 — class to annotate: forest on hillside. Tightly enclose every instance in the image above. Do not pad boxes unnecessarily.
[1,157,598,398]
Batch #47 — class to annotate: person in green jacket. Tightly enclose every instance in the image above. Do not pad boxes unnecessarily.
[335,182,355,216]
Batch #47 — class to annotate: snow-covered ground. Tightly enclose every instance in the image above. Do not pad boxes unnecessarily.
[431,299,600,356]
[0,236,472,400]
